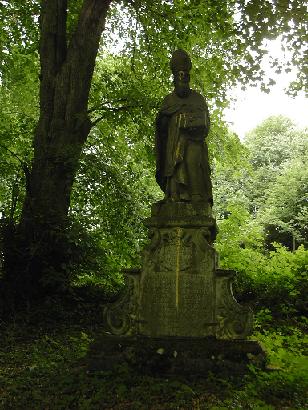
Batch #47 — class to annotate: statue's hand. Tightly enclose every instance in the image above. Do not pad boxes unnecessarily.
[186,126,205,141]
[179,112,206,130]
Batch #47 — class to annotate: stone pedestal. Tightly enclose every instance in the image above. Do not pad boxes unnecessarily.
[87,334,266,376]
[104,201,253,340]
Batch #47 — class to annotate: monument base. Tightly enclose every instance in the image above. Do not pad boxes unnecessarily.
[104,201,253,340]
[87,333,266,376]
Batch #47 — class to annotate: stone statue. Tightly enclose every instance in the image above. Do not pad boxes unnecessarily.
[155,49,213,205]
[103,49,254,343]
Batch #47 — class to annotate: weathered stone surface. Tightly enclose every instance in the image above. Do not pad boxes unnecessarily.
[103,270,140,336]
[103,201,253,339]
[138,201,219,337]
[87,334,266,376]
[140,271,216,337]
[215,269,253,339]
[155,49,213,205]
[146,201,216,241]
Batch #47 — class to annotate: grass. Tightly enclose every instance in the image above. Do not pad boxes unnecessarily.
[0,294,307,410]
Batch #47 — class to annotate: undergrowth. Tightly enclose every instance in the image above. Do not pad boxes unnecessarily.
[0,298,307,410]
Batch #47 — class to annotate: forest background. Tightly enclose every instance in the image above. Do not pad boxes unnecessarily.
[0,1,307,408]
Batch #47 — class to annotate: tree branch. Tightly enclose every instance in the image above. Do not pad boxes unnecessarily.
[0,143,31,192]
[88,98,130,113]
[0,143,28,168]
[39,0,68,100]
[63,0,112,117]
[91,105,140,127]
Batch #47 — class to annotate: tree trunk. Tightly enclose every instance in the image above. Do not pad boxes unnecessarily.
[292,233,296,252]
[4,0,112,301]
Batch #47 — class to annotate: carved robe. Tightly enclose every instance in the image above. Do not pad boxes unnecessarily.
[155,89,212,203]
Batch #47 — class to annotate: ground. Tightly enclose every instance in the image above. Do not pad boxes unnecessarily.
[0,293,307,409]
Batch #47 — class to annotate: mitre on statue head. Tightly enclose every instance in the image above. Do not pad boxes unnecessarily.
[170,49,192,73]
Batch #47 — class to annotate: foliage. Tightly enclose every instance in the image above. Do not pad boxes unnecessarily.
[261,157,308,246]
[0,313,307,409]
[243,116,308,215]
[211,115,308,409]
[0,50,38,222]
[245,116,304,168]
[105,0,308,94]
[0,0,39,81]
[2,0,307,94]
[246,117,308,249]
[69,54,163,278]
[216,206,308,316]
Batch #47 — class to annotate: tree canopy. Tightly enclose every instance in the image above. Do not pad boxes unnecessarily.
[0,0,307,302]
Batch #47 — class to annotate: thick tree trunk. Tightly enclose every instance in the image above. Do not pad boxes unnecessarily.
[4,0,112,300]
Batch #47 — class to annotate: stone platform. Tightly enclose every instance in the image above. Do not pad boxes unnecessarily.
[87,334,266,376]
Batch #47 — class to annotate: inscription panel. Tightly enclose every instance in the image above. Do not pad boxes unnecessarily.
[139,270,216,337]
[178,273,215,336]
[140,271,177,336]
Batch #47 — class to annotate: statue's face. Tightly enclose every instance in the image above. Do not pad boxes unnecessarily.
[174,70,190,97]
